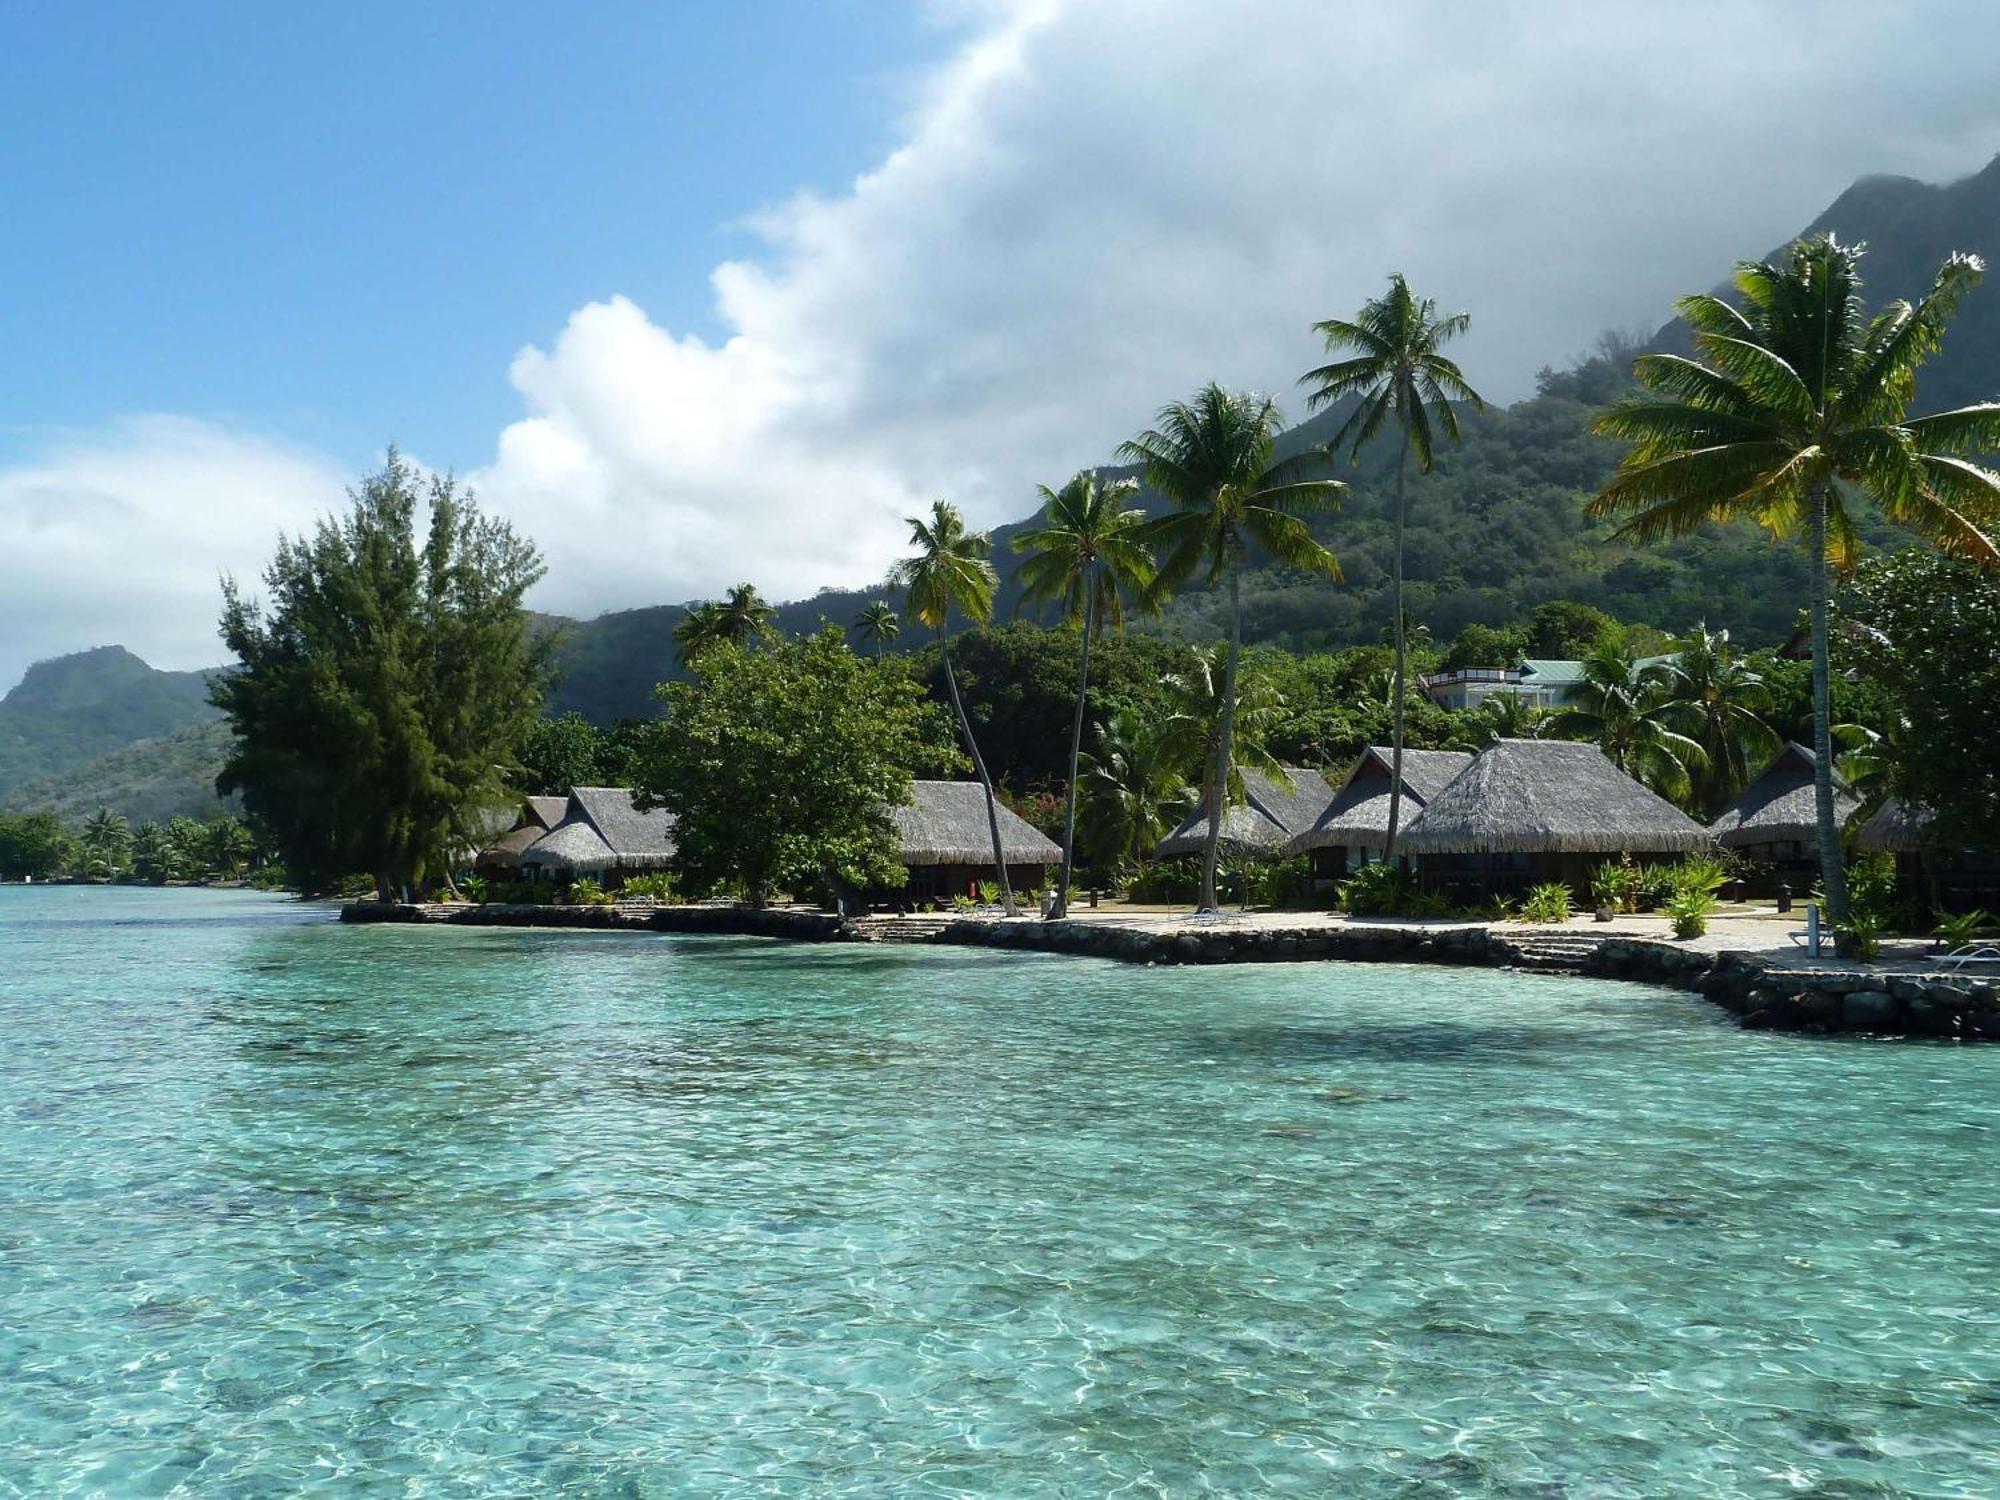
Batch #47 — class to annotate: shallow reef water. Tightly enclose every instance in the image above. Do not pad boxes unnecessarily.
[2,886,1997,1495]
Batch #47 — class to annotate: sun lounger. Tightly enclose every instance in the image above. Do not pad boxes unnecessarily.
[1930,945,2000,971]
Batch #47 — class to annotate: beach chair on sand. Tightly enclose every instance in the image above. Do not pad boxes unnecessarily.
[1930,944,2000,972]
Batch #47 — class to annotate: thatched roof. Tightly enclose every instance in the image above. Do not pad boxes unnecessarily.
[892,781,1061,866]
[1857,797,1931,853]
[476,823,546,872]
[1709,743,1858,848]
[526,795,569,831]
[1155,766,1336,860]
[1400,738,1710,854]
[521,786,676,873]
[1288,746,1473,854]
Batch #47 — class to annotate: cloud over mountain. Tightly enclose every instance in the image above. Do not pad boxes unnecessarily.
[7,0,2000,685]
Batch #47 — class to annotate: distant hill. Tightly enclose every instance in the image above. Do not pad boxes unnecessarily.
[1657,154,2000,412]
[7,719,235,824]
[0,646,223,802]
[14,159,2000,747]
[539,160,2000,723]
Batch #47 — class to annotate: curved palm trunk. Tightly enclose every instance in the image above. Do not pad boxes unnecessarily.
[1808,486,1851,933]
[939,628,1018,918]
[1201,566,1243,911]
[1050,585,1096,920]
[1384,443,1411,865]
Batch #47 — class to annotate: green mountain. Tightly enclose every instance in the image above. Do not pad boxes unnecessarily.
[1656,155,2000,414]
[0,646,222,802]
[7,719,236,824]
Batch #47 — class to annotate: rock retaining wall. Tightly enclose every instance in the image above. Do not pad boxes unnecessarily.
[1588,937,2000,1041]
[933,917,1510,969]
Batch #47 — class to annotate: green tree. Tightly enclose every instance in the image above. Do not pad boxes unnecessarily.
[1655,624,1778,817]
[213,450,550,898]
[1844,549,2000,846]
[892,500,1019,917]
[516,711,611,796]
[80,807,132,879]
[0,811,72,880]
[1012,471,1156,917]
[1542,644,1708,801]
[852,600,901,656]
[1077,708,1189,875]
[1120,385,1343,909]
[1304,274,1485,861]
[129,822,172,884]
[676,582,778,668]
[1159,646,1288,815]
[1524,600,1617,659]
[1440,622,1528,673]
[205,816,257,878]
[1589,236,2000,927]
[637,629,933,904]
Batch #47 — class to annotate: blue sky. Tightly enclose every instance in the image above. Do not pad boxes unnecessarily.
[0,2,944,469]
[5,0,2000,690]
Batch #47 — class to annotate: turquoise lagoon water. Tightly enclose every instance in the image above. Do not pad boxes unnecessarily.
[3,889,1999,1496]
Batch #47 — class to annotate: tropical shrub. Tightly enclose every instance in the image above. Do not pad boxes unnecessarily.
[621,872,680,904]
[1665,887,1717,941]
[1590,858,1642,914]
[457,874,489,904]
[1837,913,1883,962]
[1935,909,1995,951]
[1338,861,1418,917]
[570,877,614,907]
[498,880,547,905]
[1125,858,1200,905]
[976,880,1001,908]
[1517,883,1573,925]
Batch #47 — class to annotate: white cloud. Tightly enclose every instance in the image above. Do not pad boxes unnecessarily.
[12,0,2000,685]
[0,417,348,686]
[472,0,2000,624]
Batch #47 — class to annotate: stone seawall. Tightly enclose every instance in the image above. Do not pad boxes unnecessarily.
[1588,937,2000,1041]
[934,916,1511,969]
[339,900,855,943]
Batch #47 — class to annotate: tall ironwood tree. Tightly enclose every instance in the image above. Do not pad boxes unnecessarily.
[213,451,549,897]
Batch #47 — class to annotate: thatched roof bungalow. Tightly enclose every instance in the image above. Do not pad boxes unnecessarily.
[888,780,1061,901]
[475,794,579,876]
[1708,743,1858,857]
[1154,766,1336,861]
[1857,797,2000,912]
[519,787,676,881]
[1401,738,1709,895]
[1286,747,1473,873]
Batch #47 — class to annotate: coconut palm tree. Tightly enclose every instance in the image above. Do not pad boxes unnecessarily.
[1078,709,1190,873]
[1541,644,1708,802]
[1158,646,1289,822]
[80,807,131,879]
[1589,236,2000,927]
[1012,472,1156,917]
[892,499,1017,917]
[1302,274,1484,862]
[675,582,777,667]
[1476,693,1543,744]
[852,600,901,656]
[1118,385,1343,909]
[1654,624,1778,817]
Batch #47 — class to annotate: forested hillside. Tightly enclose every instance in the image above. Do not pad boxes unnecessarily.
[541,347,1911,721]
[0,647,221,800]
[6,720,236,824]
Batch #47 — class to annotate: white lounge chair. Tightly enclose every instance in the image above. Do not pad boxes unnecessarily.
[1931,944,2000,971]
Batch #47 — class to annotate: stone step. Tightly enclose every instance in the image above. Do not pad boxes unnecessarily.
[852,916,953,944]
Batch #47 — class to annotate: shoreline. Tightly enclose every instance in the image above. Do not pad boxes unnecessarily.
[341,900,2000,1041]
